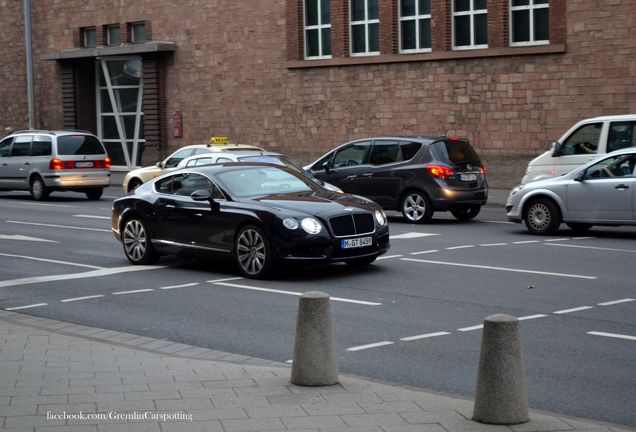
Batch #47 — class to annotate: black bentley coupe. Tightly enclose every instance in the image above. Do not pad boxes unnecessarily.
[111,163,390,278]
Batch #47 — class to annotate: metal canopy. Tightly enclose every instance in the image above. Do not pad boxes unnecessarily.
[41,41,176,61]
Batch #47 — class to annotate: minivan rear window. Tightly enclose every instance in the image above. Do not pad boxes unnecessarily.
[431,140,482,166]
[57,135,105,155]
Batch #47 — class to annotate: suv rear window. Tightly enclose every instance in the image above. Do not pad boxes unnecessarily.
[57,135,105,155]
[431,139,482,166]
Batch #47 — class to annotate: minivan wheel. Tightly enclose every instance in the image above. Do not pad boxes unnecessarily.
[450,205,481,221]
[235,225,273,279]
[524,198,561,235]
[122,218,159,265]
[30,177,49,201]
[85,188,103,200]
[401,191,433,224]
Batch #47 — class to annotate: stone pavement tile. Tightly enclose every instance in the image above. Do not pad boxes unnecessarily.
[217,354,252,363]
[202,378,255,389]
[288,384,349,395]
[136,340,174,351]
[149,382,204,392]
[382,425,450,432]
[159,419,224,432]
[0,403,38,416]
[95,384,150,394]
[281,415,347,429]
[245,404,306,418]
[0,386,41,397]
[211,395,271,409]
[192,350,233,361]
[70,365,119,374]
[413,395,474,412]
[10,395,68,405]
[37,402,96,415]
[359,401,424,414]
[441,420,513,432]
[17,378,69,388]
[69,392,125,403]
[124,390,181,401]
[177,387,236,399]
[170,347,210,357]
[187,407,247,421]
[154,398,213,411]
[123,374,176,385]
[560,418,615,430]
[0,395,10,404]
[172,372,226,382]
[221,417,286,432]
[97,400,156,412]
[267,393,324,406]
[35,426,98,432]
[400,410,468,424]
[43,372,94,381]
[233,385,293,398]
[40,386,95,396]
[321,428,383,432]
[342,412,409,427]
[321,392,384,404]
[154,344,193,354]
[97,423,161,432]
[301,402,365,416]
[510,415,575,432]
[4,414,66,428]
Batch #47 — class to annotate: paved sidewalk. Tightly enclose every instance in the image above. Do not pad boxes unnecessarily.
[0,310,629,432]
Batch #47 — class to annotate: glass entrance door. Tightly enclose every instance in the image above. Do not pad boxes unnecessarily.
[96,58,145,168]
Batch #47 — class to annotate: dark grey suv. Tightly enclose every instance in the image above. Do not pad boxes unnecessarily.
[305,136,488,223]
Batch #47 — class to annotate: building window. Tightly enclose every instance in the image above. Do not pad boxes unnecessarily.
[107,25,121,46]
[304,0,331,58]
[452,0,488,50]
[510,0,549,46]
[82,27,96,48]
[131,22,146,44]
[350,0,379,56]
[399,0,431,53]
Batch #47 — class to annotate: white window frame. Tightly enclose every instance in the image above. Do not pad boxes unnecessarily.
[350,0,380,57]
[399,0,432,53]
[452,0,488,50]
[82,27,96,48]
[131,22,146,44]
[509,0,549,47]
[304,0,332,59]
[106,25,121,46]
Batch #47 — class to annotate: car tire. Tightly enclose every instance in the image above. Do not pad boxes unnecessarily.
[85,188,103,200]
[128,178,143,193]
[566,222,593,232]
[30,176,49,201]
[401,191,433,224]
[121,217,159,265]
[235,225,273,279]
[524,198,561,235]
[450,205,481,221]
[345,255,377,266]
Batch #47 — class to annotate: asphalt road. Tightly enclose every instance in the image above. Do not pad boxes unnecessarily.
[0,186,635,427]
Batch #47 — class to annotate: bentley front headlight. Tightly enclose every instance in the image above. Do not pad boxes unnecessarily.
[300,217,322,234]
[375,210,387,226]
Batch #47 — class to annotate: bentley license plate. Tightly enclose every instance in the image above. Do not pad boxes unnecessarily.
[341,237,372,249]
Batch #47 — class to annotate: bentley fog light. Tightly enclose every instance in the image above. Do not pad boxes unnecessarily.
[300,217,322,234]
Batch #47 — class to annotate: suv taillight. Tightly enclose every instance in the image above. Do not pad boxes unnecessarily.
[426,165,455,179]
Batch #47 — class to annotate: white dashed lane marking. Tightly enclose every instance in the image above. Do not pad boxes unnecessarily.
[347,341,394,352]
[400,332,450,341]
[446,245,475,250]
[479,243,508,247]
[112,289,155,295]
[0,235,57,243]
[598,298,634,306]
[553,306,594,315]
[61,295,105,303]
[410,250,438,255]
[160,283,199,290]
[6,220,111,233]
[458,324,484,332]
[587,331,636,341]
[389,232,439,239]
[0,253,103,270]
[377,254,402,260]
[546,243,636,253]
[518,314,548,321]
[73,214,110,220]
[6,303,48,311]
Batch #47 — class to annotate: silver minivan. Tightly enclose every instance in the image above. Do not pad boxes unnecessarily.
[0,130,111,200]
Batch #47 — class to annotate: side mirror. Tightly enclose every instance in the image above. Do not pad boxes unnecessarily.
[574,170,586,182]
[191,189,221,212]
[552,141,563,157]
[322,161,331,174]
[156,161,163,168]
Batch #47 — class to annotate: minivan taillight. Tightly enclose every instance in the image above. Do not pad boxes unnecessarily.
[94,157,111,169]
[49,158,74,170]
[426,165,455,179]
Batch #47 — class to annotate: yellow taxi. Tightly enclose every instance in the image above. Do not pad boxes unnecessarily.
[122,137,264,192]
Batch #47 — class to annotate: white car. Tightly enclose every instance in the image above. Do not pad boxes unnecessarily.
[122,138,263,192]
[176,150,343,192]
[521,114,636,184]
[508,148,636,235]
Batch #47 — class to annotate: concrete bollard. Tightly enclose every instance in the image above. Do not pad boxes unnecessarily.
[473,314,529,425]
[290,291,338,386]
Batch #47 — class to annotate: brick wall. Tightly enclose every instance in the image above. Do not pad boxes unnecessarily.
[2,0,635,187]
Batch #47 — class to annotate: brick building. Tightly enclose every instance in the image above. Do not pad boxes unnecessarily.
[1,0,635,187]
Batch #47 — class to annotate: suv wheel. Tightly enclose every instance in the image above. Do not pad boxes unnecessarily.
[122,218,159,265]
[30,177,49,201]
[450,205,481,221]
[85,188,103,200]
[524,198,561,235]
[401,191,433,224]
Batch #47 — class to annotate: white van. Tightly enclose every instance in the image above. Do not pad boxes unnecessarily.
[521,114,636,184]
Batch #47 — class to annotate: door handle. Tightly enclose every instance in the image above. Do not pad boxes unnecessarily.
[362,172,373,177]
[344,175,357,180]
[614,184,629,190]
[23,162,29,165]
[165,204,176,208]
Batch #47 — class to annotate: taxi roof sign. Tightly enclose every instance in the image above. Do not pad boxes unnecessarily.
[210,136,231,144]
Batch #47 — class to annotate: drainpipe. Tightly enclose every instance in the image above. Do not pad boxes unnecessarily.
[23,0,35,129]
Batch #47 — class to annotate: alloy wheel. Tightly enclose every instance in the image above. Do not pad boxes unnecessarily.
[123,219,147,262]
[237,228,267,276]
[402,193,430,223]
